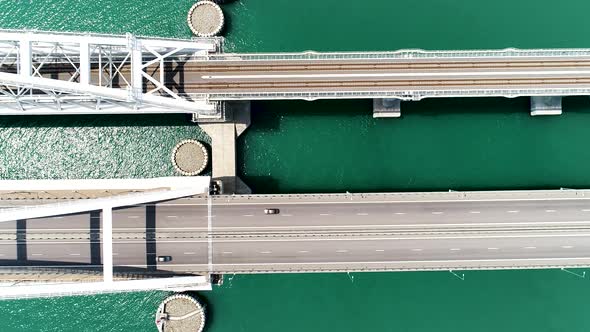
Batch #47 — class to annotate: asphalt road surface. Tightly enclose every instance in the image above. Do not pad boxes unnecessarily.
[3,193,590,273]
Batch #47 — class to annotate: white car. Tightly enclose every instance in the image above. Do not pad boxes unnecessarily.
[264,208,280,215]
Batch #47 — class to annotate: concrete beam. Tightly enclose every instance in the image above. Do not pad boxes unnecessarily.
[373,98,401,118]
[530,96,562,116]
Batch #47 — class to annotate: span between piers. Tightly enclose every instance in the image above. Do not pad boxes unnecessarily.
[4,184,590,297]
[0,30,589,118]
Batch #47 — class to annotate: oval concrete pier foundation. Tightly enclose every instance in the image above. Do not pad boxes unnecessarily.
[187,1,225,37]
[172,140,209,176]
[155,294,206,332]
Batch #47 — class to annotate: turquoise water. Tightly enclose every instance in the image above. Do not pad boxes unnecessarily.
[3,0,590,331]
[239,97,590,193]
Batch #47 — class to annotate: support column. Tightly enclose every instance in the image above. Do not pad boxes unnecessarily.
[200,101,252,194]
[18,38,31,77]
[102,207,113,283]
[373,98,401,118]
[79,41,90,85]
[129,34,143,100]
[530,96,562,116]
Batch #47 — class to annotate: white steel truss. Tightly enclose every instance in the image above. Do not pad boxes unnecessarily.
[0,177,212,298]
[0,29,221,116]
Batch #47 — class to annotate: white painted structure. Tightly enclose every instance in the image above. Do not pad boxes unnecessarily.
[0,29,220,116]
[0,177,212,299]
[0,276,211,300]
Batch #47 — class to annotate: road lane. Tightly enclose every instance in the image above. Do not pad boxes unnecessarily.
[6,192,590,273]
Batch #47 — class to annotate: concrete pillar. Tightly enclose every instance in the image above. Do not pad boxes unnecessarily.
[200,101,252,194]
[373,98,401,118]
[530,96,562,116]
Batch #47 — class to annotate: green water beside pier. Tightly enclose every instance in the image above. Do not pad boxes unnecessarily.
[3,0,590,331]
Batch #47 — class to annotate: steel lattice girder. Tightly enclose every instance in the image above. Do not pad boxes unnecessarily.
[0,29,221,115]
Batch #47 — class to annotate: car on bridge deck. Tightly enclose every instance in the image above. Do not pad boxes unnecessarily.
[157,256,173,262]
[264,208,280,215]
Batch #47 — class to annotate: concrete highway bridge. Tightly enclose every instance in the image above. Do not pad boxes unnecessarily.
[3,177,590,298]
[6,191,590,274]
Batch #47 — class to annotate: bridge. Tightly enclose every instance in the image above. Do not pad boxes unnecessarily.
[2,29,590,298]
[3,181,590,298]
[1,29,589,118]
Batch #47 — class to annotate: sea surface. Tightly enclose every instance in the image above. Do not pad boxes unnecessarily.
[2,0,590,331]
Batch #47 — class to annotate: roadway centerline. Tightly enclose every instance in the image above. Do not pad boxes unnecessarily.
[10,231,590,245]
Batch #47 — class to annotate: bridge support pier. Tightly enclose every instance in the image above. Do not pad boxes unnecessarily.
[373,98,401,118]
[200,101,252,194]
[530,96,562,116]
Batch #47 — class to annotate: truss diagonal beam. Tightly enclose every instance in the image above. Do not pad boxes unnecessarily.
[0,72,215,113]
[0,29,221,115]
